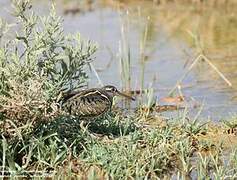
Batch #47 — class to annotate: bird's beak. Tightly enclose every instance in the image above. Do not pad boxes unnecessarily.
[117,91,135,101]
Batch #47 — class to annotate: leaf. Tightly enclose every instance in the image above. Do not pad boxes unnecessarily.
[60,59,68,75]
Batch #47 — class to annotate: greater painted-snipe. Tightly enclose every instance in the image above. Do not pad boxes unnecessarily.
[62,85,135,118]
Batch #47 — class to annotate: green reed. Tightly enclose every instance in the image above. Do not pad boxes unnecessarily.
[139,15,150,92]
[119,11,131,92]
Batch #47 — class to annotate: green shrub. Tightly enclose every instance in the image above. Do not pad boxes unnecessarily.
[0,0,97,130]
[0,0,97,175]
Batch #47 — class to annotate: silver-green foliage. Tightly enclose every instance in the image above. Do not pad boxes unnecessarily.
[0,0,97,100]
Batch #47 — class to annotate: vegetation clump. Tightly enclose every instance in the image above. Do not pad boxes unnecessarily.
[0,0,96,136]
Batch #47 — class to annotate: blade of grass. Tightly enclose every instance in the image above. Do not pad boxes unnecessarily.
[88,62,104,87]
[2,135,7,177]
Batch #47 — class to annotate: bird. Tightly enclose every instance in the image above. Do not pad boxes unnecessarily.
[61,85,135,119]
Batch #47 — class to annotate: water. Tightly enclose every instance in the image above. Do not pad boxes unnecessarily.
[0,0,237,120]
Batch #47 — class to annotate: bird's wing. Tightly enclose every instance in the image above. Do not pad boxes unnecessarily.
[60,90,80,104]
[63,89,112,117]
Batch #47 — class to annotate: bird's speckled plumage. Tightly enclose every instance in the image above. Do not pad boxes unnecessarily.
[62,85,134,118]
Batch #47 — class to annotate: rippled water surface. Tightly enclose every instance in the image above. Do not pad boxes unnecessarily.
[1,0,237,120]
